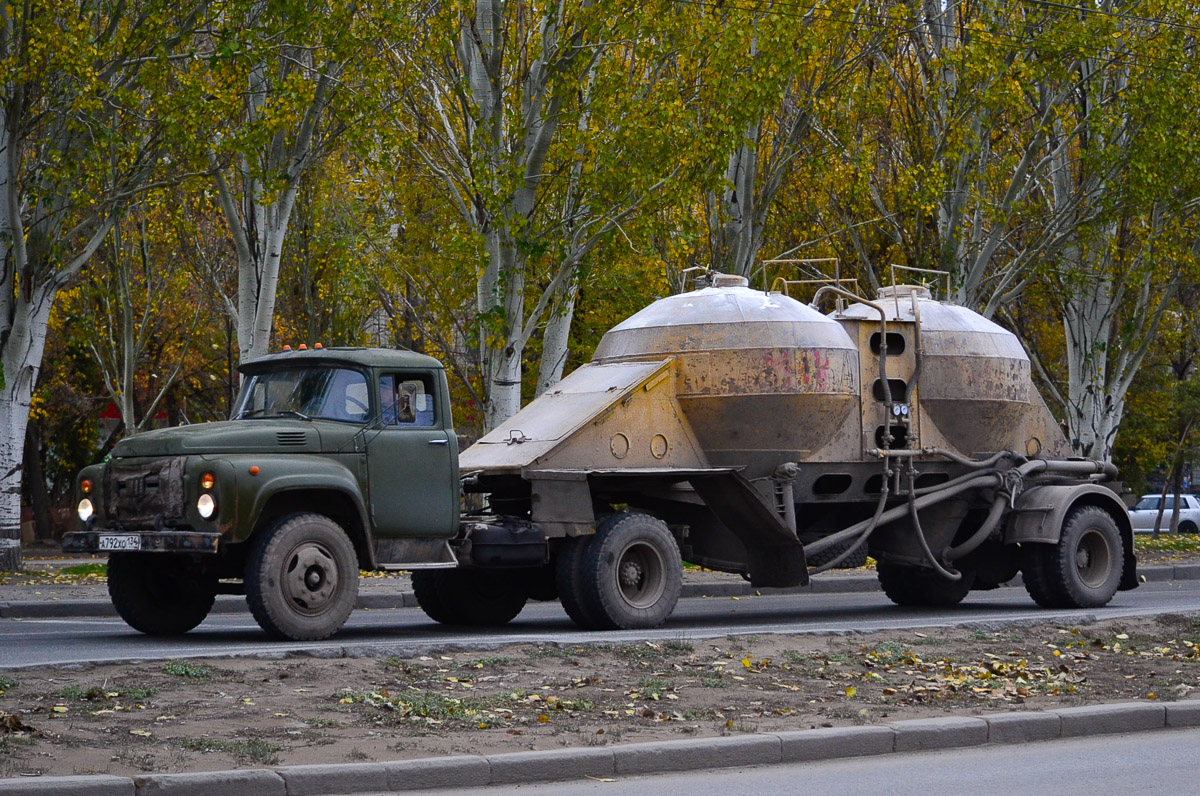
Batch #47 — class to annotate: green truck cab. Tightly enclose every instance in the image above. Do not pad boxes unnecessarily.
[63,347,471,640]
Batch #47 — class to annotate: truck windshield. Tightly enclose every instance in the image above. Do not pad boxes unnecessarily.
[235,367,370,423]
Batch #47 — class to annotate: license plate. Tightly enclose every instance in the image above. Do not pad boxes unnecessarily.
[98,535,141,551]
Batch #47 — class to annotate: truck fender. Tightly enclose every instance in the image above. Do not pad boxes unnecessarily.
[238,457,373,566]
[1005,483,1137,591]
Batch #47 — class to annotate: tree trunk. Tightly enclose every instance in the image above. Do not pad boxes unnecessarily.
[536,278,579,395]
[0,291,55,571]
[23,419,53,541]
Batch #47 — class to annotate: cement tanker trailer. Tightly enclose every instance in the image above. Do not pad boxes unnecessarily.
[447,273,1135,630]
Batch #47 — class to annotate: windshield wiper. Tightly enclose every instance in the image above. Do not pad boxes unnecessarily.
[237,408,267,419]
[276,408,312,421]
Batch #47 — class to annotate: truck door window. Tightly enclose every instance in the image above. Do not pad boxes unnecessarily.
[380,374,436,427]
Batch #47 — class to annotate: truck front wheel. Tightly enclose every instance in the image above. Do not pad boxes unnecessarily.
[578,513,681,630]
[411,570,527,626]
[108,553,216,635]
[245,513,359,640]
[1022,505,1123,609]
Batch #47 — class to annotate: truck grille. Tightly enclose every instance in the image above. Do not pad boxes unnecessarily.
[103,456,186,526]
[276,431,308,446]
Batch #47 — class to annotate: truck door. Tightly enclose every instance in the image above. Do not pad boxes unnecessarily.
[366,371,459,537]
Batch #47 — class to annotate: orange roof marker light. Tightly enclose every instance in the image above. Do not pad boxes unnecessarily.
[314,343,323,349]
[298,344,308,350]
[282,345,292,351]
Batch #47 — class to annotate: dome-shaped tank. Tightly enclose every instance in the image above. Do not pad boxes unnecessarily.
[593,275,861,472]
[836,285,1043,456]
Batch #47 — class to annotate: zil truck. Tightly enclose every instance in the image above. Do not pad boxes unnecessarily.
[64,275,1136,640]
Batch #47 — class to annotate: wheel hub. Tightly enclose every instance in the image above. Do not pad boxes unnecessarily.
[619,560,644,589]
[284,543,339,613]
[1075,528,1112,588]
[615,541,665,609]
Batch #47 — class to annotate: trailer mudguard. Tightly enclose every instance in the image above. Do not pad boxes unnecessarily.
[1005,483,1137,591]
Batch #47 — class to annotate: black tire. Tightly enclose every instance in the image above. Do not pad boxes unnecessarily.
[877,560,976,607]
[108,553,215,635]
[806,537,869,569]
[411,569,527,626]
[555,535,605,629]
[519,565,559,602]
[1022,505,1123,609]
[578,513,682,630]
[245,513,359,640]
[1179,521,1198,535]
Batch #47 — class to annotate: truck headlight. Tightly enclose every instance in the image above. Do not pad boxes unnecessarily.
[197,493,216,519]
[78,498,94,522]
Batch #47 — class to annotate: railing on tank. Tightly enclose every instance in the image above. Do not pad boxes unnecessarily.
[887,264,951,301]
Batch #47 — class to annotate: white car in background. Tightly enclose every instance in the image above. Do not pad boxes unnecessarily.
[1129,494,1200,534]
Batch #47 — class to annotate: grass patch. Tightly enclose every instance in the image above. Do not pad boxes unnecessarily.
[662,638,694,654]
[177,737,280,765]
[782,649,807,665]
[60,563,106,577]
[466,656,511,668]
[162,661,212,679]
[702,676,727,689]
[1134,533,1200,556]
[525,645,584,660]
[610,641,690,661]
[55,685,154,701]
[635,678,672,699]
[0,676,17,692]
[304,717,342,729]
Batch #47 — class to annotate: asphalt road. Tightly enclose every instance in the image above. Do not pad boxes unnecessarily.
[5,580,1200,669]
[406,727,1200,796]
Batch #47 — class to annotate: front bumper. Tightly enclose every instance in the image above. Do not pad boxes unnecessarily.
[63,531,221,554]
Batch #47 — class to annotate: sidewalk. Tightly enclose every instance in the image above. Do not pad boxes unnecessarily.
[2,700,1198,795]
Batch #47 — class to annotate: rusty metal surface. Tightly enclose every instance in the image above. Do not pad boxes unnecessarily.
[589,284,862,476]
[595,285,856,360]
[834,285,1068,458]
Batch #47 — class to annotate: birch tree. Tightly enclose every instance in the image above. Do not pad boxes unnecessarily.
[81,196,207,435]
[1026,2,1200,461]
[207,0,391,364]
[0,0,204,570]
[706,1,868,280]
[393,2,759,427]
[821,0,1084,311]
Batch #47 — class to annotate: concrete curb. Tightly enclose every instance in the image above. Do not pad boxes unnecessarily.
[1,564,1190,620]
[2,699,1197,794]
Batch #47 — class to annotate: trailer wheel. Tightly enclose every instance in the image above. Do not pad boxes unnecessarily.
[411,570,527,626]
[877,560,976,607]
[108,553,215,635]
[555,535,605,629]
[246,513,359,640]
[1021,505,1122,609]
[579,513,681,630]
[806,537,869,569]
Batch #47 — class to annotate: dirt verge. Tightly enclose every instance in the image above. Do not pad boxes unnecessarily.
[3,613,1200,779]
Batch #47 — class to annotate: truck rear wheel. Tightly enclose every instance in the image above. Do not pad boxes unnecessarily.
[1021,505,1122,608]
[245,513,359,640]
[877,560,976,607]
[411,570,527,626]
[108,553,216,635]
[555,535,605,629]
[578,513,681,630]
